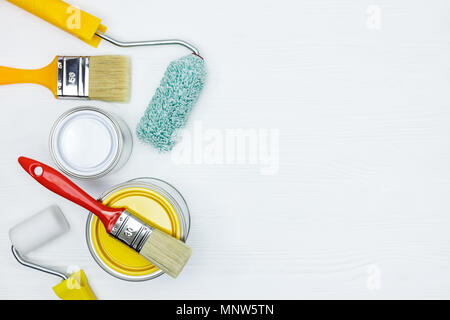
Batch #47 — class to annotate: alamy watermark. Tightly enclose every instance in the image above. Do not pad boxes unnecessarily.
[366,5,382,31]
[65,265,82,289]
[171,122,280,176]
[365,264,382,290]
[66,5,81,30]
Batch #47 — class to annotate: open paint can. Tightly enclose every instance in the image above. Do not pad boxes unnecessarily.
[86,178,190,281]
[49,106,132,179]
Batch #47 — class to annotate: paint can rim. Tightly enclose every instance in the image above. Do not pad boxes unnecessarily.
[85,177,191,281]
[49,106,125,179]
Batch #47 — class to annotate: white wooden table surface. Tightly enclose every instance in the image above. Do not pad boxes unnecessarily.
[1,0,450,299]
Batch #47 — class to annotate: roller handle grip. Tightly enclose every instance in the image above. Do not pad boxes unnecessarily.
[18,157,123,233]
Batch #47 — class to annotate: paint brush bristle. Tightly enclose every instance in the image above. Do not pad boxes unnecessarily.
[140,228,192,278]
[89,55,130,102]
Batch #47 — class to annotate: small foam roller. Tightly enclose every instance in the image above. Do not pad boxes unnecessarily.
[9,205,70,255]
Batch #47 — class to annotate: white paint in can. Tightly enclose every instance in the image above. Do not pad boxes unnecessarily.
[50,107,132,179]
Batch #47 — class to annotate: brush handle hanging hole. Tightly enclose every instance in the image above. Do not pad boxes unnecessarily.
[34,166,43,177]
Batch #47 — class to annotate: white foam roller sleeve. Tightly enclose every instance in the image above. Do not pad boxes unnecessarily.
[9,205,70,255]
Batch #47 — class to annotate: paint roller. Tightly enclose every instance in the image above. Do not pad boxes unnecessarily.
[9,205,96,300]
[6,0,206,151]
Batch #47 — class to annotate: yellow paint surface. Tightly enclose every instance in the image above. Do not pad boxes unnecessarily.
[91,187,181,277]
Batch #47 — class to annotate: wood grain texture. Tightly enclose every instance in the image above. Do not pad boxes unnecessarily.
[1,0,450,299]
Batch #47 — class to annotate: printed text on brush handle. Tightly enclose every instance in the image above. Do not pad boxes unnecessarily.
[18,157,124,233]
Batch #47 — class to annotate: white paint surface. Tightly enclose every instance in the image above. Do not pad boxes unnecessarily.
[1,0,450,300]
[52,109,119,177]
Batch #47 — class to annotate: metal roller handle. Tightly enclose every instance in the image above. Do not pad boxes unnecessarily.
[95,32,200,55]
[11,246,68,281]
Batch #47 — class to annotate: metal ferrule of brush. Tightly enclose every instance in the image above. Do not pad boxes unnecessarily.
[110,211,153,252]
[57,56,90,99]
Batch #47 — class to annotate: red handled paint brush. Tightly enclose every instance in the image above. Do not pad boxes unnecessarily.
[18,157,192,278]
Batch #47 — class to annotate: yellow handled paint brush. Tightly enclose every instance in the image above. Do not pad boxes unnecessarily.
[0,55,130,102]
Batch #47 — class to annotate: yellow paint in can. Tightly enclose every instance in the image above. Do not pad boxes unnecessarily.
[90,187,181,277]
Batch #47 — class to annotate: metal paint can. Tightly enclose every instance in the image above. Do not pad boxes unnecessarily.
[49,106,132,179]
[86,178,190,281]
